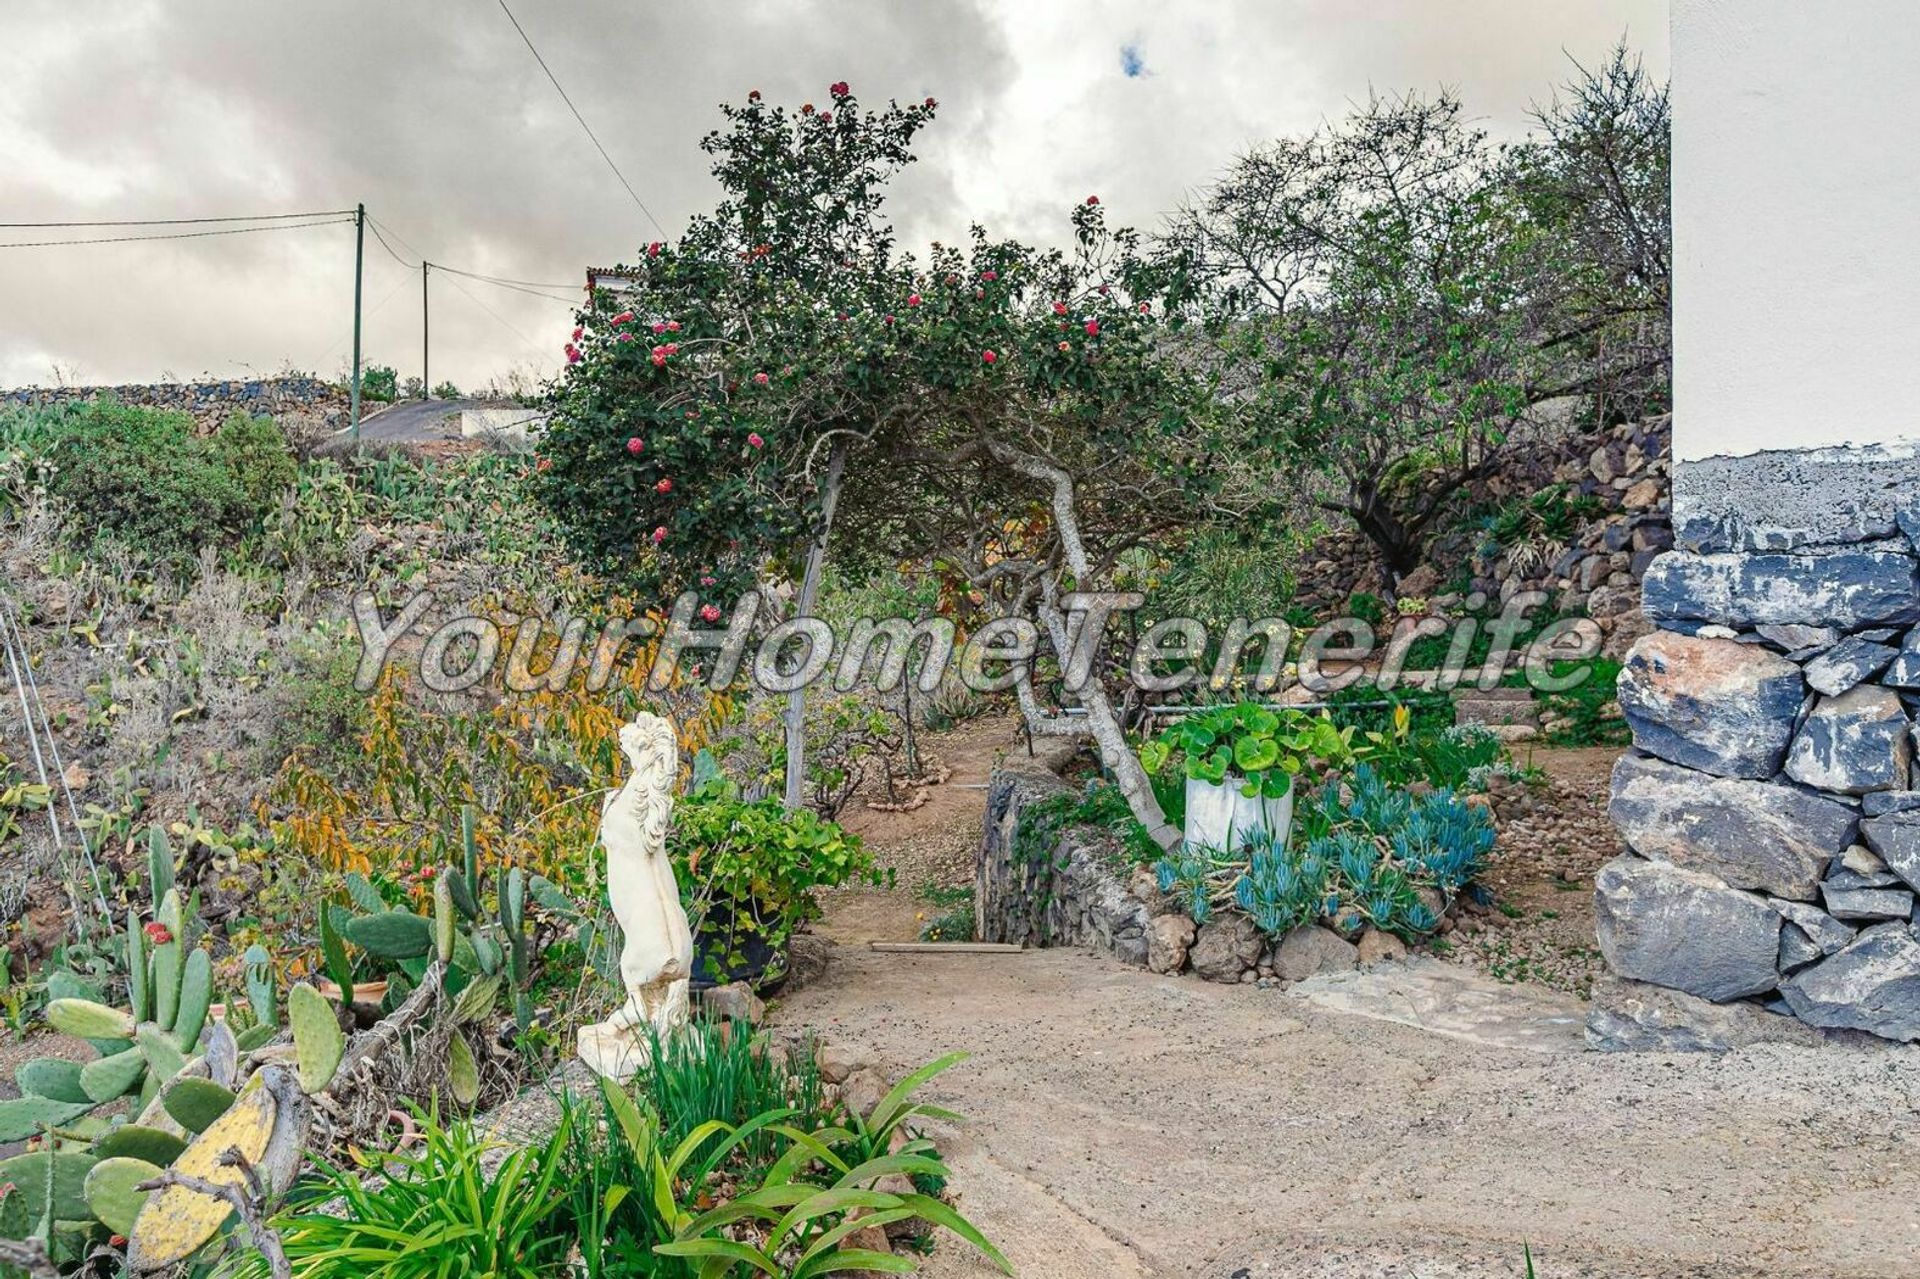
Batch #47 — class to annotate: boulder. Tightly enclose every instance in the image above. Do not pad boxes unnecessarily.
[1861,813,1920,891]
[1146,914,1197,975]
[1780,923,1920,1041]
[1820,884,1915,923]
[1188,913,1264,982]
[1593,855,1781,1001]
[1607,754,1855,900]
[697,981,766,1025]
[1271,925,1360,982]
[1586,976,1833,1052]
[1802,636,1900,697]
[1355,927,1408,968]
[1642,548,1920,629]
[1784,685,1913,795]
[1617,632,1805,779]
[817,1042,876,1085]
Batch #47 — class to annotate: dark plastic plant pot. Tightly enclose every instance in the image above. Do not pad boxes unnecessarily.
[690,900,790,992]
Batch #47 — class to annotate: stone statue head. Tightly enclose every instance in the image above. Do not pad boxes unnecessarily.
[617,713,678,778]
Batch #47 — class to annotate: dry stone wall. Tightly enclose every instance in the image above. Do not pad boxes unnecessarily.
[1594,444,1920,1047]
[3,377,349,434]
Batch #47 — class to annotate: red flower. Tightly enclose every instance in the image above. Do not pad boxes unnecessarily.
[924,96,937,108]
[819,112,832,124]
[647,241,662,257]
[665,320,680,331]
[981,270,997,282]
[535,455,552,472]
[974,288,984,299]
[747,432,764,448]
[1084,320,1100,336]
[626,437,645,455]
[656,478,673,493]
[981,349,997,364]
[801,103,815,114]
[571,326,584,341]
[143,922,173,945]
[1058,341,1071,352]
[613,311,635,325]
[664,342,679,354]
[754,371,770,385]
[1098,284,1110,295]
[1138,302,1151,313]
[565,344,581,363]
[616,332,635,343]
[1086,194,1099,205]
[907,293,922,307]
[1052,301,1067,315]
[699,603,722,622]
[652,322,667,334]
[748,89,761,101]
[651,526,667,544]
[884,314,895,324]
[830,80,850,97]
[700,575,716,586]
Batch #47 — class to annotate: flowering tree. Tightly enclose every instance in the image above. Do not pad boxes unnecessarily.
[541,86,1242,844]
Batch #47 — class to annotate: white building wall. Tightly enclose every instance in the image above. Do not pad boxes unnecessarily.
[1672,0,1920,463]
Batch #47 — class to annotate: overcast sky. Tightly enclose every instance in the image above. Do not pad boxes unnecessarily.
[0,1,1667,393]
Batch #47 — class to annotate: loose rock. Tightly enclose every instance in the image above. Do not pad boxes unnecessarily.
[1593,855,1781,1002]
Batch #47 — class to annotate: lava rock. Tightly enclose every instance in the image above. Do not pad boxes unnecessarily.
[1188,913,1264,982]
[1355,927,1408,968]
[1770,898,1858,957]
[1861,813,1920,891]
[1820,884,1915,923]
[1780,922,1920,1041]
[1146,913,1197,975]
[698,981,766,1025]
[1593,855,1781,1002]
[1642,549,1920,629]
[1861,791,1920,818]
[1270,925,1359,982]
[1617,632,1805,779]
[1802,637,1900,697]
[1607,754,1855,899]
[1586,976,1833,1052]
[1784,685,1913,795]
[1882,627,1920,688]
[1756,623,1842,652]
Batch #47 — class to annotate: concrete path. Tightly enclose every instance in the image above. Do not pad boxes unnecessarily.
[774,944,1920,1279]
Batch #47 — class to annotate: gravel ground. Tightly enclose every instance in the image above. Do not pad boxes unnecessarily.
[775,944,1920,1279]
[1433,747,1622,998]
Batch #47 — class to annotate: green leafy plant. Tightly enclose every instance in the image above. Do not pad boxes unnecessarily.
[360,365,399,403]
[238,1106,572,1279]
[669,789,882,982]
[1141,704,1355,799]
[629,1017,831,1172]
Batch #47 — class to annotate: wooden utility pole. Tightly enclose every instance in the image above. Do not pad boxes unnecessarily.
[350,203,365,437]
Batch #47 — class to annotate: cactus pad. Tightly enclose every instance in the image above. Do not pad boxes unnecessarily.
[14,1058,90,1104]
[93,1125,188,1167]
[80,1047,148,1103]
[45,998,135,1041]
[287,983,343,1094]
[125,1078,278,1272]
[161,1078,237,1134]
[344,910,433,959]
[85,1156,161,1236]
[0,1095,98,1143]
[448,1033,479,1107]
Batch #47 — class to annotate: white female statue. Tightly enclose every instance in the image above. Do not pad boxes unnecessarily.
[577,712,695,1082]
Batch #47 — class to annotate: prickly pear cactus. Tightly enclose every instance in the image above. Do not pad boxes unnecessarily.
[124,1076,277,1272]
[287,983,343,1094]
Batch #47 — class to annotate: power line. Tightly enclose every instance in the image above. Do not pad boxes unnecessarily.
[431,263,576,304]
[368,214,577,305]
[0,209,355,229]
[437,268,554,360]
[0,217,354,249]
[365,217,421,269]
[493,0,667,238]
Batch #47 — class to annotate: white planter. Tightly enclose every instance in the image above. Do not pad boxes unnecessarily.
[1184,774,1293,852]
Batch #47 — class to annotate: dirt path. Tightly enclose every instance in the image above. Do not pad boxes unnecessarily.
[816,714,1023,944]
[775,944,1920,1279]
